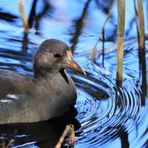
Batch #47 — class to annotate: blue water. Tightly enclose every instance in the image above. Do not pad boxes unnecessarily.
[0,0,148,147]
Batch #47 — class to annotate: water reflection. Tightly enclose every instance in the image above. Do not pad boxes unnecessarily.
[70,0,91,51]
[0,110,80,148]
[138,46,147,106]
[0,0,148,147]
[74,75,147,147]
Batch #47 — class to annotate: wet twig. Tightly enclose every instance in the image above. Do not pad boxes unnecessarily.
[55,124,75,148]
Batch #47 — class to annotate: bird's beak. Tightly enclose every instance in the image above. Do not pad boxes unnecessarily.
[66,50,86,75]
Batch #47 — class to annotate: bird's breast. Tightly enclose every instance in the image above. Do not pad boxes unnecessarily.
[33,71,77,118]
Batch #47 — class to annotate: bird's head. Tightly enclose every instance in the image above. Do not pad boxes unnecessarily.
[33,39,85,78]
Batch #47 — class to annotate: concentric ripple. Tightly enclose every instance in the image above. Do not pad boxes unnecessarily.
[71,72,147,147]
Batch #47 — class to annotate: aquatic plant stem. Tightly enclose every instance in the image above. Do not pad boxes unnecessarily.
[55,124,75,148]
[116,36,124,86]
[91,0,115,61]
[137,0,145,49]
[116,0,125,86]
[19,0,29,33]
[134,0,145,49]
[134,0,147,105]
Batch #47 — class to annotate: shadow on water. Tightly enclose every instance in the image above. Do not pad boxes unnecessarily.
[0,108,80,147]
[138,47,147,106]
[0,0,148,147]
[70,0,91,51]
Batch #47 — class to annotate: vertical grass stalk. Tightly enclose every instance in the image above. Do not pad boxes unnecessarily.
[116,36,124,85]
[116,0,125,86]
[19,0,29,33]
[137,0,145,49]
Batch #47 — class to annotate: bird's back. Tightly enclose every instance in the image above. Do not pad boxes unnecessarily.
[0,69,33,98]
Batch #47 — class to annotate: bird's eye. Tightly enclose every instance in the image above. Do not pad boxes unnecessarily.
[53,53,61,58]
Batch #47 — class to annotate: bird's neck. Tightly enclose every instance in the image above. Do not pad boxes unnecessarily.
[33,69,72,90]
[32,69,76,102]
[31,70,76,120]
[33,69,66,81]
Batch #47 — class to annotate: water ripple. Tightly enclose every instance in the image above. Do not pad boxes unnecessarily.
[73,73,147,147]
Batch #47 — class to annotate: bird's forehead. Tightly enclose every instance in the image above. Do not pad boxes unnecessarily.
[43,48,68,56]
[39,39,70,54]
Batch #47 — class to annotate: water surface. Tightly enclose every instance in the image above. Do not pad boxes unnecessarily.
[0,0,148,147]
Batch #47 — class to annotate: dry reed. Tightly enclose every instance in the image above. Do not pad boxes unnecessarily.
[19,0,29,33]
[116,0,125,86]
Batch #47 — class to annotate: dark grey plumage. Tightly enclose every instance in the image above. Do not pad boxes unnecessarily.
[0,39,84,124]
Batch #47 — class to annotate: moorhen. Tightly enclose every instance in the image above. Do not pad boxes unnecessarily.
[0,39,85,124]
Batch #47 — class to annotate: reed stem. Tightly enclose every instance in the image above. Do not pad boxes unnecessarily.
[137,0,145,49]
[116,36,124,85]
[55,124,75,148]
[92,0,115,61]
[116,0,125,86]
[19,0,29,33]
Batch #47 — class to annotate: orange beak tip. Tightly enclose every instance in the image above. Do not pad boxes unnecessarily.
[66,50,86,76]
[66,61,86,76]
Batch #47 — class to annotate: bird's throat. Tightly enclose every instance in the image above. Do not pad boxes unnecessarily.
[59,69,69,84]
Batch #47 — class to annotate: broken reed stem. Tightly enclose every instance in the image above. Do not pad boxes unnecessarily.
[117,0,125,37]
[137,0,145,49]
[116,36,124,86]
[116,0,125,86]
[55,126,70,148]
[91,0,115,61]
[19,0,29,33]
[55,124,75,148]
[68,124,75,146]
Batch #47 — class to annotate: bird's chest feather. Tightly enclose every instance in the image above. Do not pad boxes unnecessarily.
[32,72,76,119]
